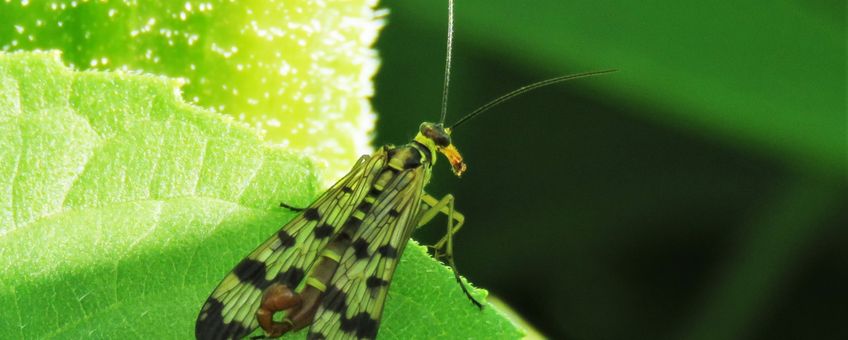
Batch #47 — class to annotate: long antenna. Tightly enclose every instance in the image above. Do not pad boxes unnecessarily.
[439,0,455,124]
[449,69,617,129]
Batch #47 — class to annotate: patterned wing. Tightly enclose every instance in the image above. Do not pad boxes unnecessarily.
[307,166,428,339]
[196,152,388,340]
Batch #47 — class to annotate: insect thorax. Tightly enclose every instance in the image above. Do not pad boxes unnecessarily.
[386,142,432,172]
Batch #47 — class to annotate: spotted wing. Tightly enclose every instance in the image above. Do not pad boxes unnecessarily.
[195,153,388,340]
[307,166,428,340]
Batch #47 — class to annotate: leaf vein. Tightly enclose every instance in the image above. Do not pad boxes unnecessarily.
[193,136,210,196]
[7,128,22,235]
[11,286,25,339]
[236,148,265,201]
[42,300,123,338]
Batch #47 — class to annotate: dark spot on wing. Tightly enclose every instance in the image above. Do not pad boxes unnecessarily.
[341,186,353,193]
[304,207,321,221]
[195,298,253,340]
[340,312,379,339]
[352,239,370,259]
[366,276,389,289]
[378,244,398,258]
[275,267,306,288]
[314,223,334,239]
[233,258,267,287]
[277,230,296,247]
[357,201,373,213]
[322,286,348,313]
[337,230,353,243]
[368,187,382,197]
[342,216,362,234]
[388,209,401,217]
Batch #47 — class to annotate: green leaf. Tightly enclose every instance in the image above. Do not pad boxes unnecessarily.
[0,0,381,182]
[0,52,522,339]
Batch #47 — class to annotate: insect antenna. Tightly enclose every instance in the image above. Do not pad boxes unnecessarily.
[449,69,617,129]
[438,0,455,125]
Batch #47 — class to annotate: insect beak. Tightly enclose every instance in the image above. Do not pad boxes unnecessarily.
[439,144,467,177]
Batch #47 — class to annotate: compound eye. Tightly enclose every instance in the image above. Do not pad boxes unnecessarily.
[419,122,451,146]
[433,134,451,147]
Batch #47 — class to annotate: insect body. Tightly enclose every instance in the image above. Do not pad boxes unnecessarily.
[196,122,472,340]
[195,74,613,340]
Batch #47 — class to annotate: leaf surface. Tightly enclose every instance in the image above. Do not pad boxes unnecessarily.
[0,52,522,339]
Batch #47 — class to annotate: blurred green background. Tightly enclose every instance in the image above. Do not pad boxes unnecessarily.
[373,0,846,339]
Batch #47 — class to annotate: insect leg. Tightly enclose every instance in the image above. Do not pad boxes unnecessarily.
[279,202,305,212]
[417,193,465,250]
[416,194,482,309]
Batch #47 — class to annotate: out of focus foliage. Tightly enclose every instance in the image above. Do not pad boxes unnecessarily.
[374,1,846,339]
[0,0,380,182]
